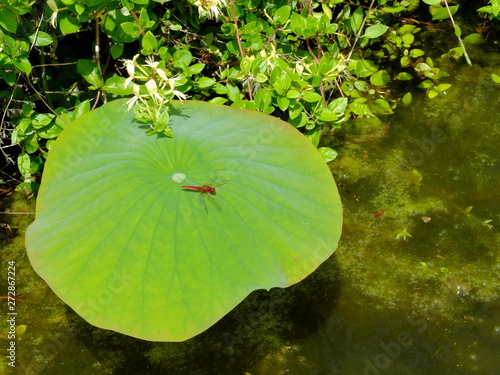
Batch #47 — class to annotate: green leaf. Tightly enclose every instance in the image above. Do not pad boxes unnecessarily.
[13,57,32,74]
[111,44,124,59]
[103,75,134,95]
[277,96,290,112]
[286,89,301,99]
[363,24,389,39]
[196,77,216,88]
[141,31,157,53]
[396,72,413,81]
[60,14,82,34]
[17,152,31,179]
[463,33,485,45]
[172,50,193,70]
[77,59,104,88]
[32,113,55,129]
[0,7,17,33]
[29,31,54,47]
[402,33,414,46]
[410,49,425,58]
[189,63,205,75]
[0,69,16,86]
[436,83,451,92]
[372,98,393,115]
[73,100,91,120]
[25,99,343,341]
[139,7,155,31]
[350,7,364,34]
[2,34,16,56]
[492,74,500,84]
[402,92,412,105]
[317,109,338,122]
[428,89,439,99]
[400,55,412,68]
[302,91,323,103]
[317,147,338,162]
[273,5,291,24]
[306,129,320,147]
[417,80,434,89]
[432,5,458,21]
[75,3,85,14]
[329,97,348,114]
[120,22,141,39]
[423,0,442,4]
[290,12,306,36]
[369,70,389,86]
[352,59,379,78]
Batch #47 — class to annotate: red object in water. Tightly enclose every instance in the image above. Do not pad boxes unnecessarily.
[181,176,228,213]
[374,210,384,218]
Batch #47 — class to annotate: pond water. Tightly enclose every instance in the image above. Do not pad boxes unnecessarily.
[1,26,499,375]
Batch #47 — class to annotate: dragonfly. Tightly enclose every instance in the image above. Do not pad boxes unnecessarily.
[180,176,229,213]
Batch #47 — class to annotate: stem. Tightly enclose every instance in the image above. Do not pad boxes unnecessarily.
[230,0,253,100]
[347,0,376,62]
[443,0,472,66]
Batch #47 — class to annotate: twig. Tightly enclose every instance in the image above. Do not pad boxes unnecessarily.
[444,0,472,66]
[347,0,376,62]
[230,0,253,100]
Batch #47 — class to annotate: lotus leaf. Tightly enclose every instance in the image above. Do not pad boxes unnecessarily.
[26,99,342,341]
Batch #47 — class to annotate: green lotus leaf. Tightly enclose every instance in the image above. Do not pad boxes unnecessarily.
[25,99,342,341]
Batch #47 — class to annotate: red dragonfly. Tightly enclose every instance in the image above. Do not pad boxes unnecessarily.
[180,176,228,213]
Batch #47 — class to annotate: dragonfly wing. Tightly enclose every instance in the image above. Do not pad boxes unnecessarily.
[207,193,222,212]
[198,193,208,214]
[205,175,229,188]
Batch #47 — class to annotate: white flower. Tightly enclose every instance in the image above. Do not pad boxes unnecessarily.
[165,77,187,101]
[145,79,158,96]
[133,83,141,97]
[145,56,159,69]
[125,84,145,111]
[194,0,228,19]
[173,89,187,101]
[125,61,135,78]
[49,11,58,28]
[156,68,168,82]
